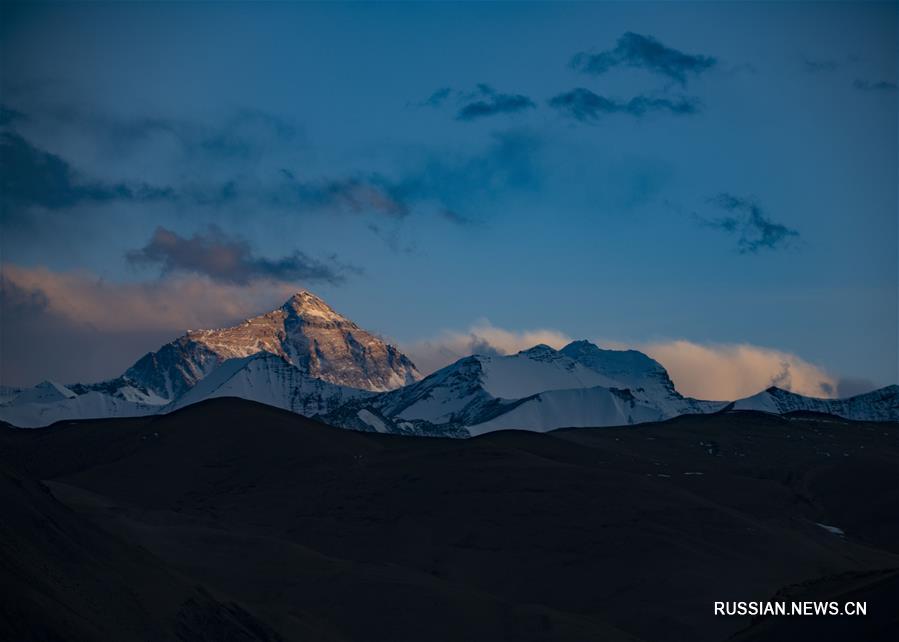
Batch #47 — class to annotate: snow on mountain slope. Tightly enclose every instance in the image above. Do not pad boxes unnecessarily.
[126,291,421,400]
[7,381,77,405]
[733,385,899,422]
[560,341,671,391]
[467,386,664,436]
[323,341,724,436]
[0,386,23,404]
[0,391,158,428]
[169,353,372,416]
[478,344,619,398]
[5,288,895,433]
[560,340,726,417]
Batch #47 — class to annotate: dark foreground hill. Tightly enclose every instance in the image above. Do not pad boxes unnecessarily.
[1,398,898,641]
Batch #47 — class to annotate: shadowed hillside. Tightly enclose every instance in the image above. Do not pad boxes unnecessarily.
[2,398,898,641]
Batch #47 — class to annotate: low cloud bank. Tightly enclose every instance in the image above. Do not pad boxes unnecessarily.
[635,340,836,400]
[1,263,299,385]
[404,323,844,400]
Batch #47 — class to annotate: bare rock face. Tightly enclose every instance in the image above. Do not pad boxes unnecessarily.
[126,291,421,401]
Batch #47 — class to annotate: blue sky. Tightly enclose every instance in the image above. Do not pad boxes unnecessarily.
[1,1,896,395]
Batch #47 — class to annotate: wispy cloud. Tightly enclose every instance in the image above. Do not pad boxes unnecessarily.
[570,32,716,85]
[417,87,452,108]
[0,105,27,126]
[126,226,357,285]
[0,131,173,215]
[456,84,536,121]
[275,172,411,219]
[549,88,699,121]
[853,79,898,92]
[700,193,799,253]
[802,57,839,73]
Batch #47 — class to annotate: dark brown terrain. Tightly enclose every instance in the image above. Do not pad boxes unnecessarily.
[2,398,897,641]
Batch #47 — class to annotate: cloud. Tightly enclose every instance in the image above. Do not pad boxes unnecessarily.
[402,320,572,375]
[417,87,452,108]
[0,263,301,385]
[339,130,542,228]
[0,105,26,126]
[0,131,173,216]
[126,226,356,285]
[853,79,898,92]
[2,263,301,333]
[276,173,411,219]
[24,105,301,165]
[208,132,540,226]
[636,340,837,400]
[403,323,840,400]
[571,32,716,85]
[456,84,536,121]
[549,88,699,121]
[700,193,800,253]
[802,58,839,73]
[1,102,529,239]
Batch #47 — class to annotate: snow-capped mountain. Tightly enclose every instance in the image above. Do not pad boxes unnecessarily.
[559,340,723,416]
[2,290,896,432]
[168,353,373,416]
[0,381,159,428]
[321,342,728,436]
[732,385,899,422]
[126,291,421,400]
[1,291,419,427]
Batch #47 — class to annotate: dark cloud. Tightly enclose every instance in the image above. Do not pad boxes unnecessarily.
[418,87,452,108]
[701,193,800,253]
[549,88,699,121]
[0,131,174,216]
[41,106,301,162]
[802,58,839,73]
[456,85,536,121]
[274,131,539,228]
[366,222,416,255]
[853,79,898,92]
[126,226,355,285]
[391,130,542,210]
[194,109,300,160]
[571,32,716,85]
[1,101,531,250]
[0,105,27,126]
[438,208,474,226]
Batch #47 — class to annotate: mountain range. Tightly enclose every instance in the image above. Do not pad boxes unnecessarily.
[2,291,897,430]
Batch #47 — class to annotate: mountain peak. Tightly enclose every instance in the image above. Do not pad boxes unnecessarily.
[280,290,353,325]
[519,344,557,357]
[285,289,322,303]
[124,290,422,399]
[283,289,332,309]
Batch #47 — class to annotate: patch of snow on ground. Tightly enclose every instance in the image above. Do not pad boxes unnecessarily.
[815,522,845,536]
[357,409,389,433]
